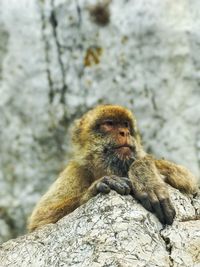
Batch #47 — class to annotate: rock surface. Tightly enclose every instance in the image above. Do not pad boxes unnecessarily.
[0,189,199,267]
[0,0,200,242]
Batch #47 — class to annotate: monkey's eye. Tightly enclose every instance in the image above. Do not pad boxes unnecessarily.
[124,121,129,128]
[102,120,114,126]
[98,119,115,133]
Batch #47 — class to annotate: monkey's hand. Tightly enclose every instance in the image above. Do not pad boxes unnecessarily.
[80,175,132,204]
[95,175,132,195]
[128,157,176,225]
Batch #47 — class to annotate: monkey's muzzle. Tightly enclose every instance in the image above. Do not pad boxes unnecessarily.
[114,145,135,158]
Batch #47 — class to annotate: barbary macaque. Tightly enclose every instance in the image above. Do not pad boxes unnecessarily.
[28,105,198,231]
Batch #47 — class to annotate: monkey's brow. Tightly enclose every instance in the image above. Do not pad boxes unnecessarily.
[98,116,130,123]
[93,119,135,135]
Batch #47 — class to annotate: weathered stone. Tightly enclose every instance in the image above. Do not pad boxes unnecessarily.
[0,0,200,243]
[0,189,199,267]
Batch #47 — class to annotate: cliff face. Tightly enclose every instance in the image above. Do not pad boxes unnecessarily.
[0,0,200,242]
[0,189,199,267]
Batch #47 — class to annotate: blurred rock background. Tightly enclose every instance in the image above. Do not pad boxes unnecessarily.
[0,0,200,243]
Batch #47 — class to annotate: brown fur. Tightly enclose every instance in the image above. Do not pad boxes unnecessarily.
[155,159,197,194]
[28,105,198,231]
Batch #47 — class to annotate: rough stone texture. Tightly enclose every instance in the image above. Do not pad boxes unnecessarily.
[0,190,199,267]
[0,0,200,242]
[162,221,200,267]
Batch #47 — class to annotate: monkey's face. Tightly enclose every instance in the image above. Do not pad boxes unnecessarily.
[99,119,135,159]
[93,115,142,176]
[72,105,145,176]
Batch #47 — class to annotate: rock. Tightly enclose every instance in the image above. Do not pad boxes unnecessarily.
[0,189,199,267]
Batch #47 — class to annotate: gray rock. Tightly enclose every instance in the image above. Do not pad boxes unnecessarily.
[0,189,199,267]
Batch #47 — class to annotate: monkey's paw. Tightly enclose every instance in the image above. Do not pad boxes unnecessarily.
[96,175,132,195]
[131,184,176,225]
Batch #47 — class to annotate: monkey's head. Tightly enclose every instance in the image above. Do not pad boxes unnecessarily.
[72,105,145,176]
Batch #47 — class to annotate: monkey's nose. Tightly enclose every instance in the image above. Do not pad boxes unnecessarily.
[119,128,130,137]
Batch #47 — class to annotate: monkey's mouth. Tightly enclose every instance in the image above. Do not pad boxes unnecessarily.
[103,144,136,175]
[103,144,136,161]
[114,144,134,150]
[114,145,135,159]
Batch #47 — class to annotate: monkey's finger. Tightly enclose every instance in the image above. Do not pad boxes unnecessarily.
[117,182,131,195]
[120,177,133,188]
[123,183,131,195]
[156,189,176,224]
[139,195,153,212]
[151,201,166,224]
[102,177,127,195]
[96,182,110,194]
[131,189,153,212]
[109,182,127,195]
[148,192,165,224]
[114,178,131,194]
[160,198,176,225]
[110,175,132,187]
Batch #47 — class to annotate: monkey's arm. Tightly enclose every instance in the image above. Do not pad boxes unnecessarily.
[154,159,198,194]
[128,156,176,225]
[28,162,131,232]
[27,162,93,232]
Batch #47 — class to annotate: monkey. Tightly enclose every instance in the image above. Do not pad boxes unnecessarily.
[27,104,198,231]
